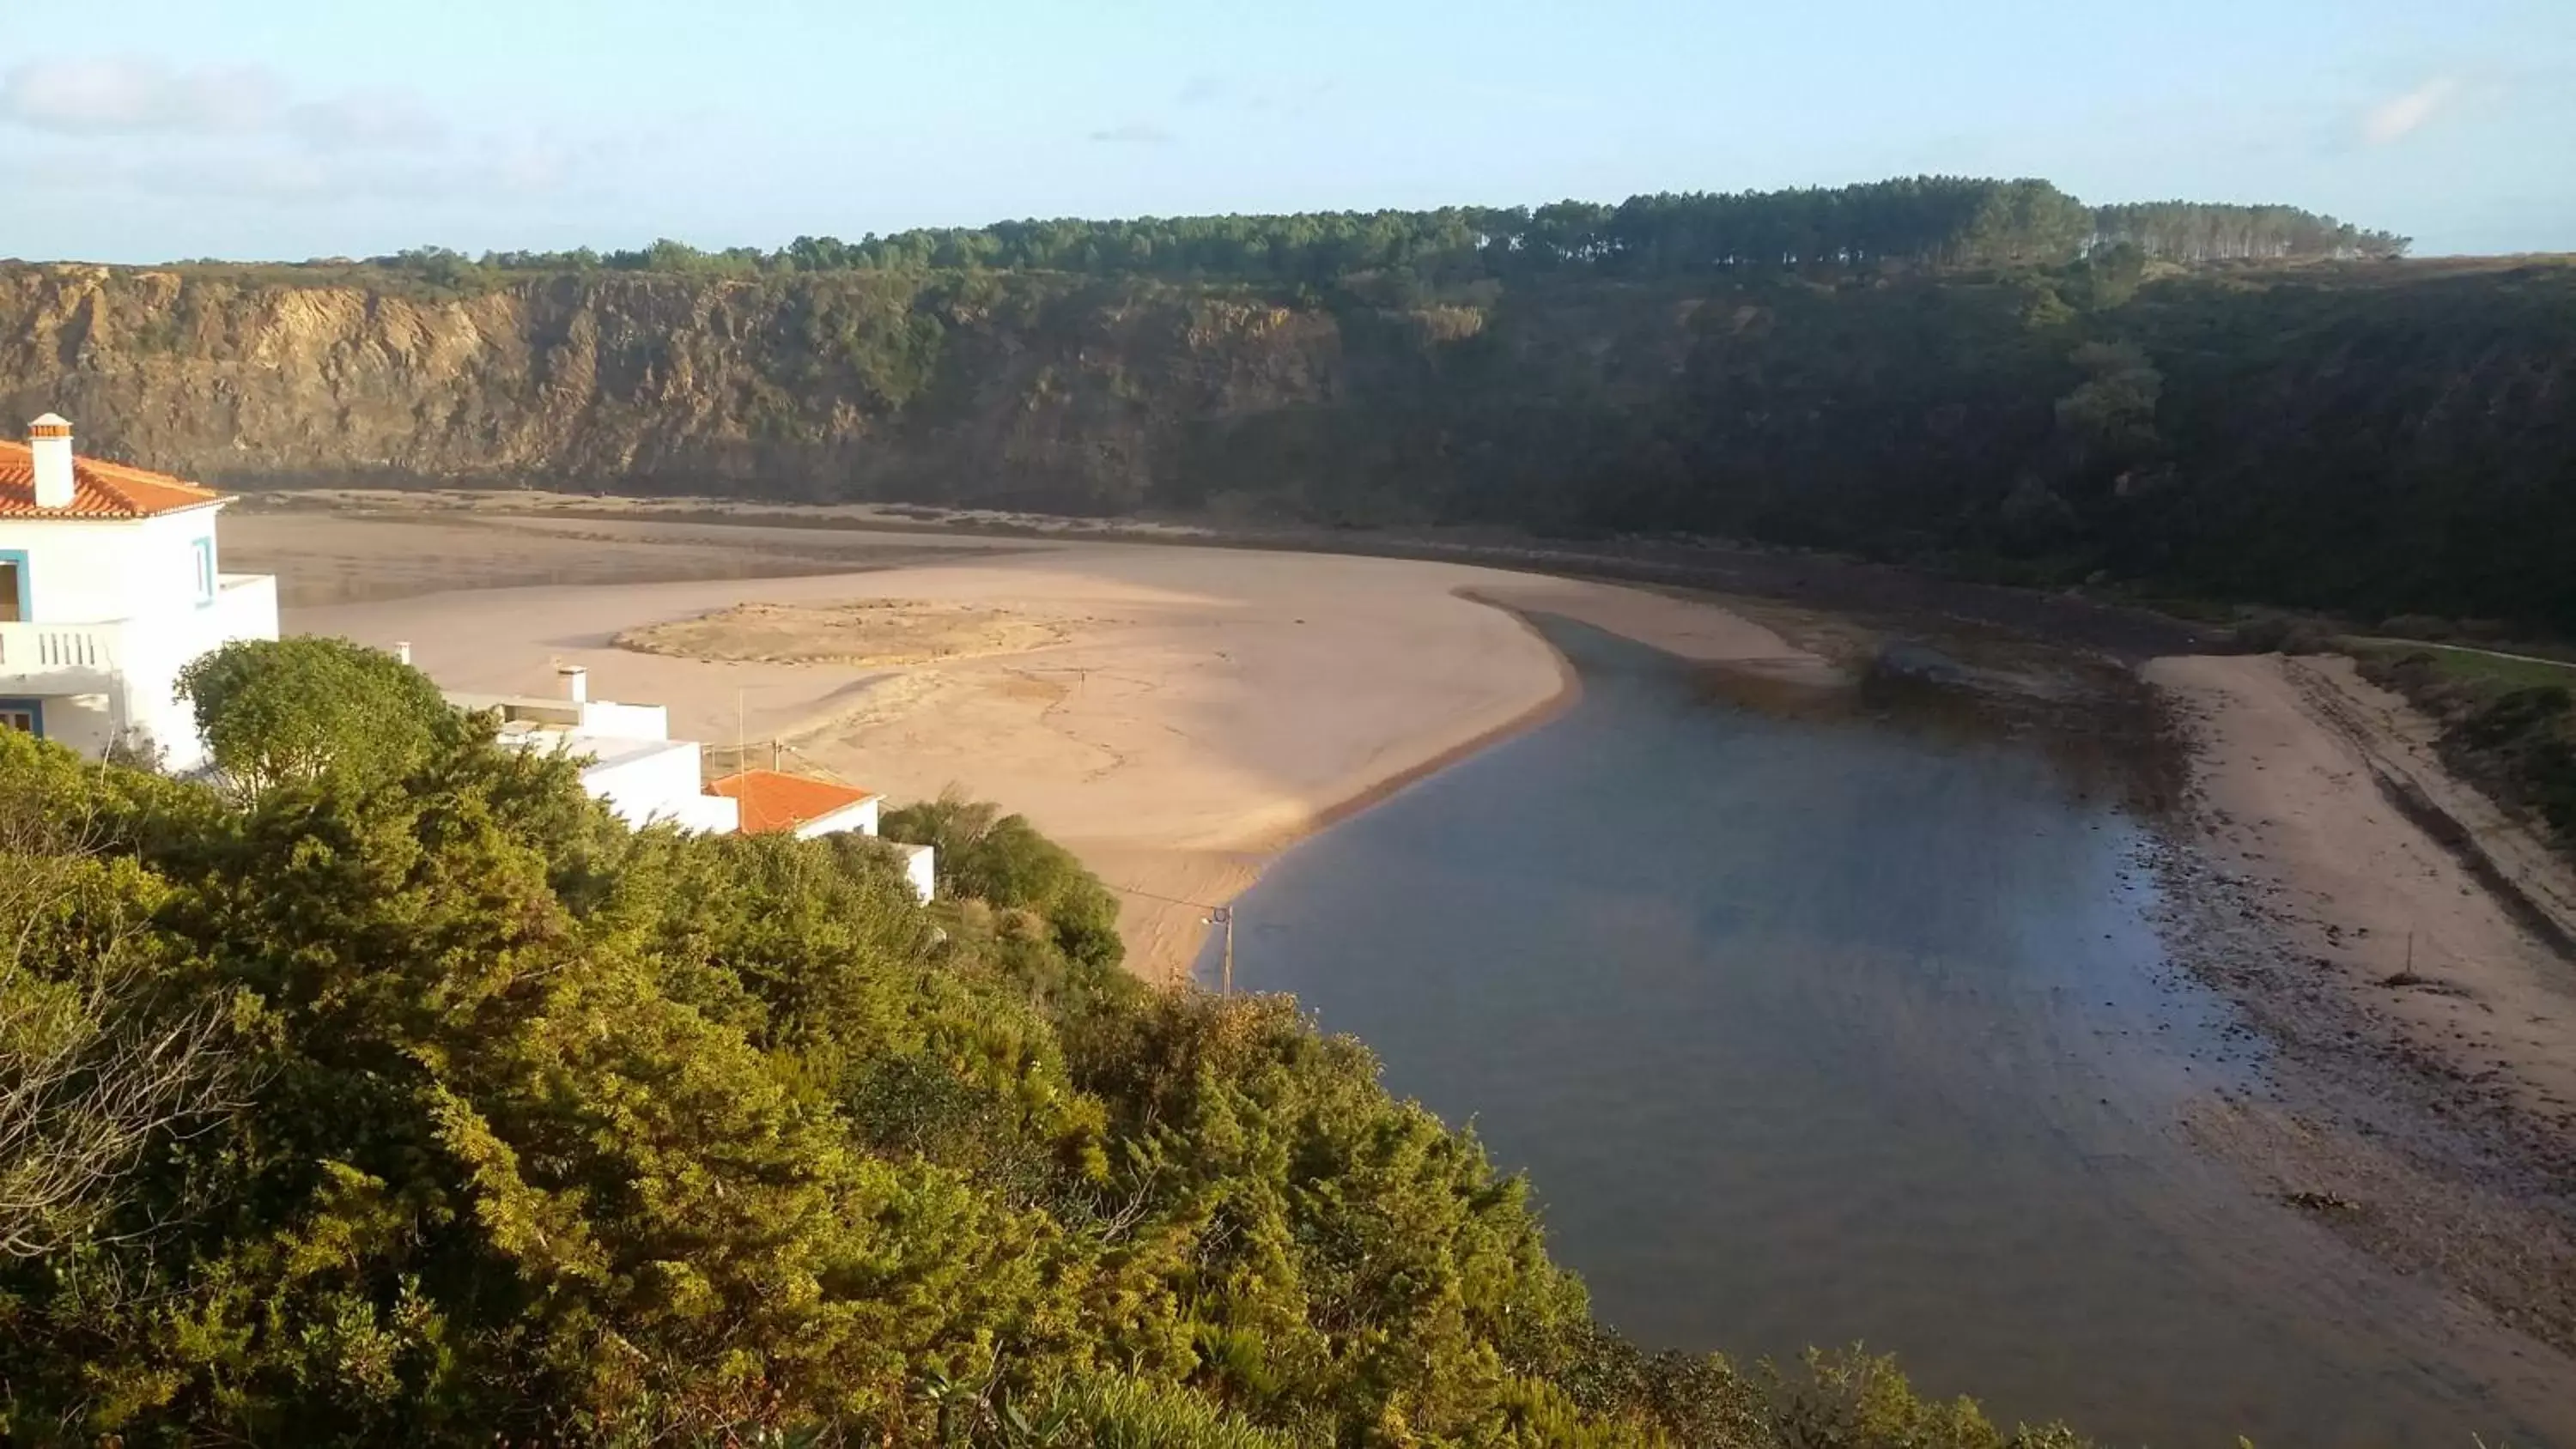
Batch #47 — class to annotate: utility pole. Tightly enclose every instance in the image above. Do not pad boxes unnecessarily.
[1103,882,1238,997]
[1214,906,1235,998]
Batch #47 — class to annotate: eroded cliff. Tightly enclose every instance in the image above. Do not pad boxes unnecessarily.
[4,258,2572,628]
[0,265,1350,510]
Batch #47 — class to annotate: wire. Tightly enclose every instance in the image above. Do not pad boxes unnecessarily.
[1107,882,1229,916]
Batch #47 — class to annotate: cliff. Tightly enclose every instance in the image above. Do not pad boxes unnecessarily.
[3,258,2573,629]
[0,265,1347,511]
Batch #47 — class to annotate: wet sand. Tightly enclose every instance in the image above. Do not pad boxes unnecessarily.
[2147,652,2576,1364]
[1218,618,2576,1446]
[228,509,1813,979]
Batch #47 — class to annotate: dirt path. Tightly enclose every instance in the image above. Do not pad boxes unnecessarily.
[2145,652,2576,1359]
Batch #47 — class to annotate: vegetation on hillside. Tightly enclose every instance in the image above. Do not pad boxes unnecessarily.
[2352,640,2576,861]
[0,641,2087,1446]
[18,175,2567,637]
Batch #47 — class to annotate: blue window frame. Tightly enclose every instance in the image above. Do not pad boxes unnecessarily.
[0,547,28,621]
[193,536,216,607]
[0,698,41,738]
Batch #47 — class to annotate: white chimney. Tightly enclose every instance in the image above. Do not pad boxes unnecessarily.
[557,664,588,704]
[394,641,413,665]
[28,415,74,509]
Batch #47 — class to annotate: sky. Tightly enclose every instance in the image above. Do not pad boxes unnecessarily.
[2,0,2572,263]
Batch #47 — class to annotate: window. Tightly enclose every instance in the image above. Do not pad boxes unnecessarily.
[0,700,39,737]
[193,537,216,606]
[0,549,26,622]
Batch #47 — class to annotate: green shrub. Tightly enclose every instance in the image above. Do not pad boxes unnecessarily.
[175,636,456,791]
[886,792,1126,973]
[0,722,2090,1446]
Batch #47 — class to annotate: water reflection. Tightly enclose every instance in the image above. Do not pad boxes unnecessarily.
[1210,616,2545,1448]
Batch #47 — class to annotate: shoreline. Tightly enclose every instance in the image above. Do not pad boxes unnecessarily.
[1091,575,1856,981]
[1101,592,1591,984]
[2143,652,2576,1368]
[1265,592,1589,851]
[232,510,1822,986]
[240,486,2222,659]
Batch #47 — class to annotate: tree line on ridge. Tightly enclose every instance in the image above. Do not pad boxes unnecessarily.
[349,176,2403,290]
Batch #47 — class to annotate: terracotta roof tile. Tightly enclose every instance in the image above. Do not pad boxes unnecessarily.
[707,769,881,835]
[0,440,228,519]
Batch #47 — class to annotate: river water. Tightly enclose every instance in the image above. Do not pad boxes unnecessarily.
[1205,617,2551,1447]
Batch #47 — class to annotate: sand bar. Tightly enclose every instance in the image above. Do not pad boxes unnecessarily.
[235,512,1814,979]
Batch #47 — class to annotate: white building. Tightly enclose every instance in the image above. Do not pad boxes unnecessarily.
[708,767,937,902]
[453,666,744,836]
[0,415,278,772]
[455,670,934,902]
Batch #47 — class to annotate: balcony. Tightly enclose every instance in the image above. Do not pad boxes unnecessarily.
[0,620,121,689]
[0,575,276,700]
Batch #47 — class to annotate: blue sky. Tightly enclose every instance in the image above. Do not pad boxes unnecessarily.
[3,0,2570,262]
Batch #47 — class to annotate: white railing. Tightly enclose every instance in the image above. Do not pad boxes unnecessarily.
[0,621,120,676]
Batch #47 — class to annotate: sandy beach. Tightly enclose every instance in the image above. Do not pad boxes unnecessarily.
[228,508,1816,979]
[2148,653,2576,1128]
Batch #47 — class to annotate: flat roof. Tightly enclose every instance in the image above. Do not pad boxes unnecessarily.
[495,722,692,773]
[447,691,584,715]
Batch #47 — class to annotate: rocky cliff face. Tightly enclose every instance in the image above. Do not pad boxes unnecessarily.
[0,265,1352,511]
[6,258,2571,627]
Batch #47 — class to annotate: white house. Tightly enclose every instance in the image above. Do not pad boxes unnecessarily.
[457,672,933,901]
[455,666,744,836]
[708,767,937,902]
[0,415,279,772]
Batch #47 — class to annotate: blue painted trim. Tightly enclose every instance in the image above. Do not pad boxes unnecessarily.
[0,547,28,621]
[0,697,44,739]
[192,537,216,609]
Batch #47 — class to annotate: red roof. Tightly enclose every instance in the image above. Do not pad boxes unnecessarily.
[707,769,881,834]
[0,440,228,519]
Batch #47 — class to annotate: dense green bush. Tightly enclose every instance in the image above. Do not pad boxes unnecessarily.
[886,793,1127,976]
[0,659,2091,1445]
[175,635,459,791]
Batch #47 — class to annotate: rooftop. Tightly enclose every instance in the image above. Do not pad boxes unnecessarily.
[494,721,693,773]
[447,690,586,723]
[708,768,883,835]
[0,438,228,519]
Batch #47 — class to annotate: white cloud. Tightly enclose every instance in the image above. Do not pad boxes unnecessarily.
[0,57,279,135]
[2360,75,2463,145]
[0,57,441,151]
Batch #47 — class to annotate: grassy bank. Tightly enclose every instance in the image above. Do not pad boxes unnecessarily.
[2348,640,2576,861]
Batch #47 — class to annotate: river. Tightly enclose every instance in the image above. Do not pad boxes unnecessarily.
[1205,617,2551,1447]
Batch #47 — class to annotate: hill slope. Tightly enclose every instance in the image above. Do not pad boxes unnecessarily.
[3,256,2571,629]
